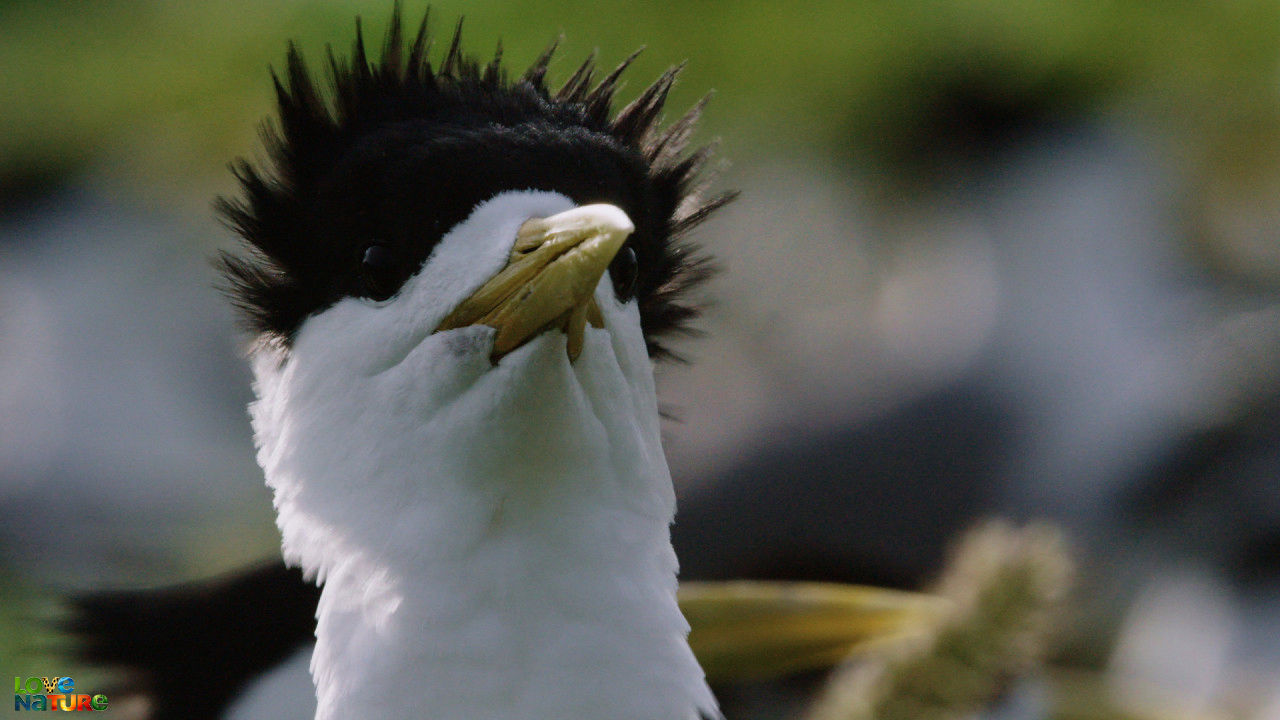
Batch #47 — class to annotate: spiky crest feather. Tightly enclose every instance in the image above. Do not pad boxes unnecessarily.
[218,6,733,360]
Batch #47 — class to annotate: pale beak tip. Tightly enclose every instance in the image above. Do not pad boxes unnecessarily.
[561,203,634,239]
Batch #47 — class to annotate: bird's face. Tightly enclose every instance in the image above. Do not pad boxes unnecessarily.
[236,112,664,372]
[273,187,649,422]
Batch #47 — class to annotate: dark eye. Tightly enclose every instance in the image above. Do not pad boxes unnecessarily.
[360,245,401,301]
[609,246,638,302]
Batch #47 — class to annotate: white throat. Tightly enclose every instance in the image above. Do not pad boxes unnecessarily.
[249,192,717,720]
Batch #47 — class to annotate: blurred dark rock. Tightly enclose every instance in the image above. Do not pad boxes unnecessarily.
[675,388,1007,589]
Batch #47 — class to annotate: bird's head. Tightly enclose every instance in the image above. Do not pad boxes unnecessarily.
[219,10,731,371]
[218,10,732,579]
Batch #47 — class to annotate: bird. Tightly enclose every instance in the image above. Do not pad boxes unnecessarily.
[73,7,733,720]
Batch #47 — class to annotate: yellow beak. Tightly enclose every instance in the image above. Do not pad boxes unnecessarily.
[679,581,950,682]
[436,204,634,362]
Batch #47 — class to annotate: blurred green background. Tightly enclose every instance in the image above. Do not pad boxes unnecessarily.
[4,2,1280,718]
[5,1,1280,230]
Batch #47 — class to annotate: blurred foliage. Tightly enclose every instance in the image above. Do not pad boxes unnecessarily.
[0,574,48,671]
[0,574,110,697]
[3,0,1280,213]
[808,521,1072,720]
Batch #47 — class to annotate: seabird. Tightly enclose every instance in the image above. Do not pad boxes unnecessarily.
[80,8,732,720]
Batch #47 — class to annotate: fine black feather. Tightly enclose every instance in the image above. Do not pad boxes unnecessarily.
[218,6,733,360]
[67,563,320,720]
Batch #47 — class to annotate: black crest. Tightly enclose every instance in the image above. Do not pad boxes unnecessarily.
[217,7,734,359]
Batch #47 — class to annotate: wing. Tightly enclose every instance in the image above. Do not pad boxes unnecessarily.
[66,562,320,720]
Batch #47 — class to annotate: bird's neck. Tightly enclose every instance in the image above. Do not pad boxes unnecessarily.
[309,475,710,720]
[251,330,717,720]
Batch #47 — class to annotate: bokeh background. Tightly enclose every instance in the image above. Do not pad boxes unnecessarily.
[4,1,1280,718]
